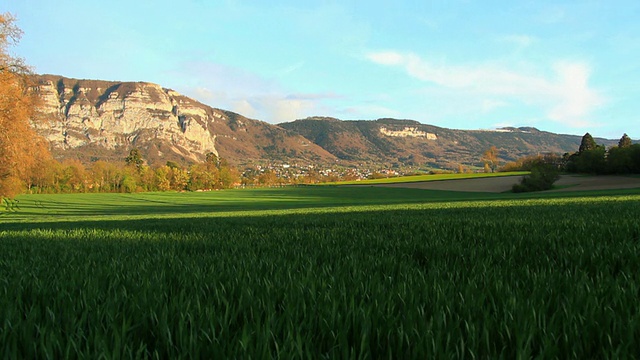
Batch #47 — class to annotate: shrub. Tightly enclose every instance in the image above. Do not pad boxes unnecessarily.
[512,164,560,193]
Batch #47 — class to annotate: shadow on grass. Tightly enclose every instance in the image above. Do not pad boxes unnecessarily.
[1,186,639,232]
[2,190,640,234]
[5,187,496,218]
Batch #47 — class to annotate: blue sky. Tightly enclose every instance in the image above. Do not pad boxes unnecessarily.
[2,0,639,139]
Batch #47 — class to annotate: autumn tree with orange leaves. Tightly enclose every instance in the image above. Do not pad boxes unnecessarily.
[482,146,500,173]
[0,13,50,200]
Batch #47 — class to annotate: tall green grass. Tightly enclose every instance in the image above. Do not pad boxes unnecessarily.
[1,188,640,357]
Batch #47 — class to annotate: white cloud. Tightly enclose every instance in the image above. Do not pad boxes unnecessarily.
[232,99,259,120]
[269,98,317,122]
[537,6,566,24]
[342,104,400,118]
[366,51,405,66]
[175,61,346,123]
[285,92,343,100]
[279,61,305,76]
[366,50,604,128]
[501,34,537,48]
[189,88,328,122]
[548,62,603,126]
[482,99,509,112]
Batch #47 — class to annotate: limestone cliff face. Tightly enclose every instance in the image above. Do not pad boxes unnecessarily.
[379,126,437,140]
[34,75,218,163]
[32,75,335,166]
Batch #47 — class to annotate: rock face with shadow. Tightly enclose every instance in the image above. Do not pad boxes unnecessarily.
[32,75,335,166]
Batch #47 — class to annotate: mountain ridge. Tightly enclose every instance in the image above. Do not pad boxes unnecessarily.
[278,117,616,169]
[32,74,335,166]
[31,74,617,170]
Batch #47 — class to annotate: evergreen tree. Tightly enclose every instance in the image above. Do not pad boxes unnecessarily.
[165,161,180,169]
[125,148,144,171]
[205,152,218,166]
[578,133,597,153]
[618,133,632,148]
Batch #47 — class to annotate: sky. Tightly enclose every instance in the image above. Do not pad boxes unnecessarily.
[2,0,639,139]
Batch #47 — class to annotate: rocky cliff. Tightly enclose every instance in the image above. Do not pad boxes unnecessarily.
[32,75,335,166]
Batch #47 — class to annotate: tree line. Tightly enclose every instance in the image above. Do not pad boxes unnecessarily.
[565,133,640,174]
[24,149,242,194]
[499,132,638,192]
[11,144,333,198]
[499,132,639,175]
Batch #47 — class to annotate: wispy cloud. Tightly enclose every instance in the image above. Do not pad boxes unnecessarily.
[537,5,566,24]
[482,99,509,112]
[285,92,343,100]
[279,61,305,76]
[264,96,320,122]
[179,62,344,122]
[190,87,334,122]
[367,52,405,66]
[366,50,604,128]
[500,34,537,48]
[342,104,400,118]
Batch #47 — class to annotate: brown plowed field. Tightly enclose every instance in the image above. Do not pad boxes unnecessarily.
[368,175,640,193]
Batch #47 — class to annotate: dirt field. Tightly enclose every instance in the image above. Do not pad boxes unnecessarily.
[368,175,640,193]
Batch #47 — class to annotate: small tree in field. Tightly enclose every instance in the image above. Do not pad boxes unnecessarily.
[482,146,499,173]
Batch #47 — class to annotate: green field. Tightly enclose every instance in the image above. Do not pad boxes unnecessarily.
[325,171,529,185]
[2,186,640,358]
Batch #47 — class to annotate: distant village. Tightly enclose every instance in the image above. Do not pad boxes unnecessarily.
[239,161,416,186]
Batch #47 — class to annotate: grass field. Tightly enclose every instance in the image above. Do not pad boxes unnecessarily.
[2,186,640,358]
[325,171,529,185]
